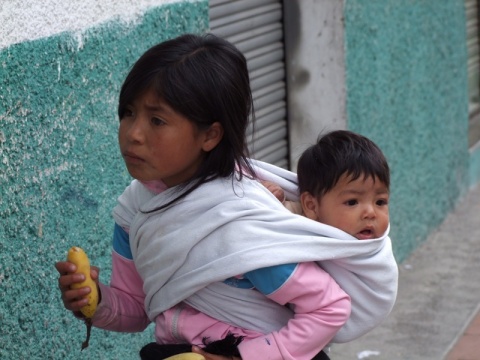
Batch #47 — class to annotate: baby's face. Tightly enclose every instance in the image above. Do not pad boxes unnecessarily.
[304,174,389,240]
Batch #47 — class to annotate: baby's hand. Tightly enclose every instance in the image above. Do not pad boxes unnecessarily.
[260,180,286,203]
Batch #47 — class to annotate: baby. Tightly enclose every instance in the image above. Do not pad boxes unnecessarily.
[265,129,390,240]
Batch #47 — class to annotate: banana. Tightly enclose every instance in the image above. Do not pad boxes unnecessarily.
[67,246,99,350]
[164,353,206,360]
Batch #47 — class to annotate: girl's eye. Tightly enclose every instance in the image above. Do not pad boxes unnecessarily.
[345,199,358,206]
[121,108,135,120]
[151,117,165,126]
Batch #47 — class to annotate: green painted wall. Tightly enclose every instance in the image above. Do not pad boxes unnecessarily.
[344,0,470,261]
[0,2,208,359]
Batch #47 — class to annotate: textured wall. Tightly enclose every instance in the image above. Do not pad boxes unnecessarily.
[0,2,208,359]
[344,0,469,261]
[1,0,181,48]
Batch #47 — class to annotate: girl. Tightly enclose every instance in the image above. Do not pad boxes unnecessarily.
[56,33,398,360]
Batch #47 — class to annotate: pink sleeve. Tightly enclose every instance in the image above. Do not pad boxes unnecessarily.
[92,251,151,332]
[238,262,351,360]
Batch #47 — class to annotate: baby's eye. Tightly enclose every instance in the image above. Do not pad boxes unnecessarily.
[376,198,389,206]
[151,117,165,126]
[345,199,358,206]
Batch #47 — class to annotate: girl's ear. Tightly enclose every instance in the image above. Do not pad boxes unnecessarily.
[202,122,224,152]
[300,192,320,221]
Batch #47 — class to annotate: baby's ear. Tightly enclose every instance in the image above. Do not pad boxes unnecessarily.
[300,192,319,221]
[202,122,224,152]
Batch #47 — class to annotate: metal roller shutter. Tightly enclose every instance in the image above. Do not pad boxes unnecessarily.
[466,0,480,146]
[209,0,289,168]
[466,0,480,111]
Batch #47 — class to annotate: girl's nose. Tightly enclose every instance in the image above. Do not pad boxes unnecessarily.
[126,117,146,143]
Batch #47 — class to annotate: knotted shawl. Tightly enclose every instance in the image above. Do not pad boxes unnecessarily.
[113,160,398,343]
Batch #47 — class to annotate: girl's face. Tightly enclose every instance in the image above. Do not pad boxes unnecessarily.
[301,174,389,240]
[118,89,221,187]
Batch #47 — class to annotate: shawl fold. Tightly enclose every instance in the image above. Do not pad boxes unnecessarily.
[113,160,398,343]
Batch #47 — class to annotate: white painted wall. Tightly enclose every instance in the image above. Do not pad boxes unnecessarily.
[0,0,188,49]
[283,0,346,170]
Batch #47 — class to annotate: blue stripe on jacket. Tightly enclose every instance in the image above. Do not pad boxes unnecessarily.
[225,263,297,296]
[113,223,133,260]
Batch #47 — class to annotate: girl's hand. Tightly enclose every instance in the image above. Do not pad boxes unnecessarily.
[192,346,241,360]
[55,261,100,315]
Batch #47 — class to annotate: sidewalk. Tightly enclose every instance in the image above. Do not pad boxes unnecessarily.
[329,184,480,360]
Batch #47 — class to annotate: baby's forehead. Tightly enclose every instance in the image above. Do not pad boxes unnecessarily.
[344,172,384,182]
[336,172,389,191]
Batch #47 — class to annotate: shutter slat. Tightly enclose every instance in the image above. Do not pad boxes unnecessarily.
[210,0,279,20]
[248,122,287,149]
[254,85,286,110]
[231,25,283,54]
[251,63,285,91]
[246,44,284,72]
[210,5,282,38]
[253,140,289,164]
[247,103,286,136]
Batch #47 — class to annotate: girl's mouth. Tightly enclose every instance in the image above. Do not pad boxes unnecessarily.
[123,152,144,164]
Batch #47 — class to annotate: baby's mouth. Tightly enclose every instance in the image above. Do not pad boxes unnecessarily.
[357,228,375,240]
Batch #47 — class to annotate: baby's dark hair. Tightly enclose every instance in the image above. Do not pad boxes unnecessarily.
[297,130,390,197]
[118,33,255,207]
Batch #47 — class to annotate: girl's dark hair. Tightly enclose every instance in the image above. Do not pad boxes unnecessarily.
[118,33,255,209]
[297,130,390,197]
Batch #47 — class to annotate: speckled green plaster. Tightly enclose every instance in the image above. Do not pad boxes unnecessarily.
[0,2,208,358]
[344,0,469,261]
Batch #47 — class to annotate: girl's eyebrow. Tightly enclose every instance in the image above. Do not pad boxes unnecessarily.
[144,102,174,115]
[144,103,163,111]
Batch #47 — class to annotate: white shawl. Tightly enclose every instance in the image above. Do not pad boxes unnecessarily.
[113,160,398,343]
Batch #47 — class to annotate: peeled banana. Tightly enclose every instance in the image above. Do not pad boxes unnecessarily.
[164,353,206,360]
[67,246,99,350]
